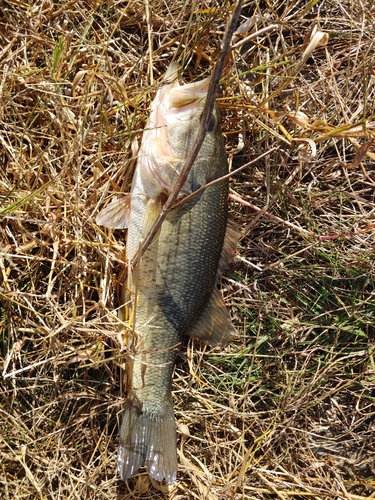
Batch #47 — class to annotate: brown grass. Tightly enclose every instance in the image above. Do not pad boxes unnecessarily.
[1,0,375,498]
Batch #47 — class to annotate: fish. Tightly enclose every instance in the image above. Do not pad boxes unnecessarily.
[96,64,237,484]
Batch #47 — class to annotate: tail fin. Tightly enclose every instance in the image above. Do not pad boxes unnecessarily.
[117,401,178,484]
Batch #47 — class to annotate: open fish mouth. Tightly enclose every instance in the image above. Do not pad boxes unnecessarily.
[169,78,210,108]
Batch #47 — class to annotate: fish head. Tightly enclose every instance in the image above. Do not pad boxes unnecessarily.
[165,78,211,158]
[139,74,223,197]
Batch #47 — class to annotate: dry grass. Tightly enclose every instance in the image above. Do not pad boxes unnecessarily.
[1,0,375,498]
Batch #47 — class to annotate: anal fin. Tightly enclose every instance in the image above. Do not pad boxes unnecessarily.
[188,288,236,346]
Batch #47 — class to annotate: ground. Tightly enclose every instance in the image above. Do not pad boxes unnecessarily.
[0,1,374,499]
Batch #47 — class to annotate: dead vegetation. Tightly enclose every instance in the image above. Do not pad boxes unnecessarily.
[1,0,375,498]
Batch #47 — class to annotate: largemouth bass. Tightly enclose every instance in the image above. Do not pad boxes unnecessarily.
[97,65,236,484]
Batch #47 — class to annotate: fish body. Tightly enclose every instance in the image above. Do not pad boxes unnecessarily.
[97,66,236,483]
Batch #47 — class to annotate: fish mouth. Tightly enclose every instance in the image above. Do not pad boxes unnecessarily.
[163,63,209,108]
[169,78,210,107]
[165,78,209,125]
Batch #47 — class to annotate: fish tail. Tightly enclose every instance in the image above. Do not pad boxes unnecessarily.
[117,400,177,484]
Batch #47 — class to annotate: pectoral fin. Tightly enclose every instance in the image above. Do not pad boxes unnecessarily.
[143,196,163,239]
[188,288,236,346]
[96,196,131,229]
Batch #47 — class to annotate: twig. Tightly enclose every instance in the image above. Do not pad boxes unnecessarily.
[231,24,279,50]
[230,192,365,242]
[230,191,314,237]
[172,148,275,210]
